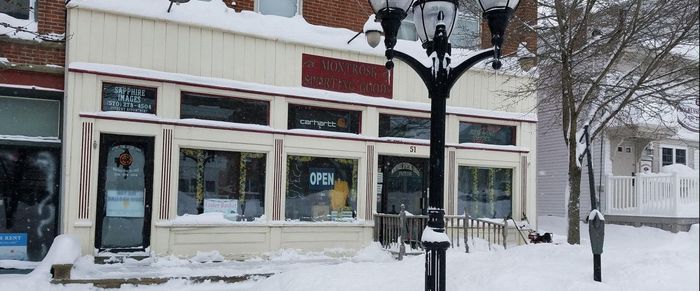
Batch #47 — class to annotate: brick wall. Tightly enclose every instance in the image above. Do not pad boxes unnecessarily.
[0,0,66,68]
[37,0,66,34]
[302,0,372,32]
[480,0,537,56]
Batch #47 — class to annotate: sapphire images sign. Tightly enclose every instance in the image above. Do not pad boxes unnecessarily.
[102,83,157,114]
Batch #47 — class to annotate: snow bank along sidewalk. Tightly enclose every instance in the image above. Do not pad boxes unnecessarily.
[0,217,697,291]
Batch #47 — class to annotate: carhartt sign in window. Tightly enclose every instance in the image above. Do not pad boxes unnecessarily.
[288,104,361,134]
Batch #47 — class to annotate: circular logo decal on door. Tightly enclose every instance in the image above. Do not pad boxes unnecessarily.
[118,149,133,167]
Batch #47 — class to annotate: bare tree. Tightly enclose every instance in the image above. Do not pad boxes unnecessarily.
[530,0,699,244]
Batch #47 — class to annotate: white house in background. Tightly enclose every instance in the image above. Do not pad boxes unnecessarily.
[60,0,538,259]
[537,97,699,232]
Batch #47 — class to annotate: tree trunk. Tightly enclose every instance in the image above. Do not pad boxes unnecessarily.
[567,135,582,245]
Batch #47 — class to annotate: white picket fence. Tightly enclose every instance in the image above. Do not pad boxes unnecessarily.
[604,173,700,217]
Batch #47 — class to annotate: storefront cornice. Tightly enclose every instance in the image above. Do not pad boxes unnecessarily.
[69,63,537,124]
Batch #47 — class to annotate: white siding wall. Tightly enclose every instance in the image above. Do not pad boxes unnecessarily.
[67,9,535,113]
[62,7,538,257]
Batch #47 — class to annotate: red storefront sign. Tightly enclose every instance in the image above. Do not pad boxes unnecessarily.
[301,54,393,99]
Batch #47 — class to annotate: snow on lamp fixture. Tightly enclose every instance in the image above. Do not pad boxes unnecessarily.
[477,0,520,69]
[412,0,458,44]
[367,0,415,69]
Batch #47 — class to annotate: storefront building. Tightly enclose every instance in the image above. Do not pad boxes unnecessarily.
[1,0,66,261]
[61,0,537,258]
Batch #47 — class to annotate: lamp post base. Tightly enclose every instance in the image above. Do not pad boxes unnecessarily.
[423,209,450,291]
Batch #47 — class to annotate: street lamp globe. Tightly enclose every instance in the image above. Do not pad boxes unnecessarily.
[368,0,415,19]
[412,0,458,44]
[477,0,520,68]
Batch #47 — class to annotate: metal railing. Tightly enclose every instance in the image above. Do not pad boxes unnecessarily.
[374,205,509,259]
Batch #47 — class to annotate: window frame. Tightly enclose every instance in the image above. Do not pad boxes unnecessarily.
[255,0,302,17]
[397,9,418,41]
[456,164,514,219]
[287,103,363,134]
[458,121,517,146]
[0,0,35,21]
[0,86,63,145]
[175,147,268,221]
[451,11,481,49]
[179,91,271,126]
[284,154,359,222]
[378,113,431,140]
[661,145,688,166]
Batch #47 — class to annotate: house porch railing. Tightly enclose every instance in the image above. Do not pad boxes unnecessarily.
[604,173,699,217]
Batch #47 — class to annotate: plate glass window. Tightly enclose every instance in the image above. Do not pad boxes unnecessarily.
[285,156,358,222]
[397,9,418,41]
[0,96,59,137]
[288,105,361,134]
[0,145,60,261]
[662,147,687,166]
[459,122,515,145]
[379,114,430,140]
[457,166,512,218]
[177,149,266,221]
[451,12,480,49]
[258,0,298,17]
[180,92,269,125]
[0,0,31,20]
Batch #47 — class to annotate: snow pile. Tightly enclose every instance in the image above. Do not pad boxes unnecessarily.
[170,213,239,225]
[661,164,699,176]
[190,251,225,263]
[28,235,81,278]
[1,218,697,290]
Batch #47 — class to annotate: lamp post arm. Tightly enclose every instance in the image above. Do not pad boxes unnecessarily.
[446,48,495,90]
[391,49,435,90]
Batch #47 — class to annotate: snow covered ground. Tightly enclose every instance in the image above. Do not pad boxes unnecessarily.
[0,216,697,291]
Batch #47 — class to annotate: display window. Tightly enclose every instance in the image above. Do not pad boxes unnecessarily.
[459,122,515,145]
[177,148,266,221]
[378,114,430,140]
[288,104,361,134]
[180,92,269,125]
[285,156,358,221]
[0,145,60,261]
[457,166,512,218]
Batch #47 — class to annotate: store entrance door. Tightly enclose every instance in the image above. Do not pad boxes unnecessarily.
[95,134,154,252]
[377,156,429,215]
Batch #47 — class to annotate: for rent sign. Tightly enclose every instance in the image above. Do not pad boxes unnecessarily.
[301,54,393,98]
[0,233,27,260]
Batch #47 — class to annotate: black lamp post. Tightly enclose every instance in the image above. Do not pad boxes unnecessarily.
[366,1,519,290]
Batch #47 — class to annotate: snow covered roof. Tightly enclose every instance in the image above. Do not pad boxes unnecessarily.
[66,0,527,74]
